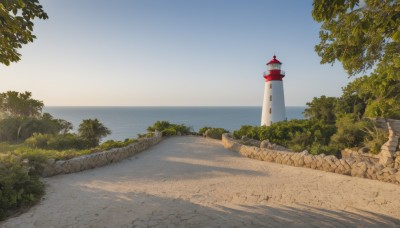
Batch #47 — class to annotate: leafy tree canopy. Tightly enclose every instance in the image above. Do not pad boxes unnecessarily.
[0,0,48,65]
[0,91,43,118]
[304,95,338,124]
[78,118,111,147]
[312,0,400,76]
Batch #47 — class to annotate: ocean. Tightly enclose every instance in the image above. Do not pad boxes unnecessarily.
[43,106,306,141]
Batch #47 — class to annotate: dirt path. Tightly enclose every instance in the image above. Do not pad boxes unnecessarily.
[2,136,400,227]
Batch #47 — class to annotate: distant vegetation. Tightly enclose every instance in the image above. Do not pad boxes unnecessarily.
[199,126,229,140]
[146,120,192,136]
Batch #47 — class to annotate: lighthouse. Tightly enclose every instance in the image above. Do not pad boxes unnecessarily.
[261,55,286,126]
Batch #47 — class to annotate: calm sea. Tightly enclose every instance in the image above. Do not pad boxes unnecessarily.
[43,106,306,141]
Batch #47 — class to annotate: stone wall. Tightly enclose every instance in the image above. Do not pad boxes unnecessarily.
[341,148,380,164]
[38,132,162,177]
[222,133,400,185]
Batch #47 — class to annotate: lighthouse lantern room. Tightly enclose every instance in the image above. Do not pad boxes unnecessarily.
[261,55,286,126]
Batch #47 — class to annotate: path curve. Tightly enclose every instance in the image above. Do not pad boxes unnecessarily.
[2,136,400,227]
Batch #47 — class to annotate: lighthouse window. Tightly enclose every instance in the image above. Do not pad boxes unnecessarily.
[269,108,272,114]
[270,95,272,101]
[270,84,272,89]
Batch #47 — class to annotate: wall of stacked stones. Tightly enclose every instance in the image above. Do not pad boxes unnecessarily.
[222,133,400,185]
[38,132,162,177]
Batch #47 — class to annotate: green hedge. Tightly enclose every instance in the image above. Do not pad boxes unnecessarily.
[202,127,229,140]
[0,156,44,221]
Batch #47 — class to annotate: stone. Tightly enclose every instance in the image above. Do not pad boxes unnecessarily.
[394,171,400,183]
[358,147,370,153]
[351,162,367,178]
[379,156,394,166]
[260,140,270,149]
[381,167,397,175]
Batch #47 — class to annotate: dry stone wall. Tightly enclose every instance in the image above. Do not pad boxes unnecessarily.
[222,133,400,185]
[38,132,162,177]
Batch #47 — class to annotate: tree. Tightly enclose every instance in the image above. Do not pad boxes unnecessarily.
[78,118,111,147]
[304,95,338,124]
[312,0,400,76]
[0,0,48,65]
[41,112,73,134]
[313,1,400,118]
[0,91,43,118]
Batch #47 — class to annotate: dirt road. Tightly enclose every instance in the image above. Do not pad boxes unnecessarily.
[2,136,400,227]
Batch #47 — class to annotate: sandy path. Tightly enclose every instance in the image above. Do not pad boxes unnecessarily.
[2,136,400,227]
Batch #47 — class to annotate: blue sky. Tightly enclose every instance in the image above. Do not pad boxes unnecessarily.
[0,0,353,106]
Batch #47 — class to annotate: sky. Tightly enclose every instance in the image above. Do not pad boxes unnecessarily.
[0,0,354,106]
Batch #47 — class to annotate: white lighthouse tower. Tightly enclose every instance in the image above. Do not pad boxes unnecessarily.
[261,55,286,126]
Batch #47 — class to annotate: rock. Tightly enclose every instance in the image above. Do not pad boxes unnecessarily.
[260,140,270,149]
[381,167,397,175]
[379,156,394,166]
[358,147,370,153]
[351,162,367,178]
[394,171,400,183]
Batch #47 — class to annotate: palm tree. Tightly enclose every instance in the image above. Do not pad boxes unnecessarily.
[78,118,111,147]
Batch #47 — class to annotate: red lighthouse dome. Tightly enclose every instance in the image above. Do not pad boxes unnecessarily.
[264,55,285,82]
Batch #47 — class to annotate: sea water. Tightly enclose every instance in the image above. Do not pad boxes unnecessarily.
[44,106,306,141]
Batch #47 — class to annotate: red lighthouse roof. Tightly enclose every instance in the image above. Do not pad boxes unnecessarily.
[266,55,282,65]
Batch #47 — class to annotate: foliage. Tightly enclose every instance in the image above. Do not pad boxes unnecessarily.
[233,119,338,155]
[203,128,229,140]
[0,91,43,118]
[24,133,91,151]
[0,0,48,65]
[146,120,191,136]
[0,114,73,143]
[78,118,111,147]
[0,155,44,220]
[312,0,400,119]
[137,132,154,139]
[304,95,338,123]
[363,126,388,154]
[312,0,400,76]
[329,115,370,149]
[198,126,212,135]
[98,138,137,151]
[0,91,73,142]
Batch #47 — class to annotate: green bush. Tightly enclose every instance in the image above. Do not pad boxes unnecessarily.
[0,155,44,221]
[98,138,137,150]
[137,132,154,139]
[198,126,212,135]
[330,115,370,149]
[233,120,338,155]
[147,121,191,136]
[25,133,91,150]
[204,128,229,140]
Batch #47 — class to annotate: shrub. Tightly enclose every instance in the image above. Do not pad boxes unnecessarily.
[98,138,137,150]
[162,128,177,136]
[198,126,212,135]
[0,155,44,221]
[25,133,91,150]
[137,132,154,139]
[147,121,191,136]
[204,128,229,140]
[233,119,338,155]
